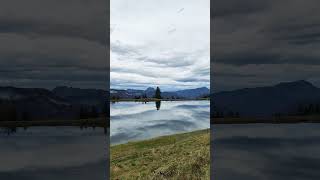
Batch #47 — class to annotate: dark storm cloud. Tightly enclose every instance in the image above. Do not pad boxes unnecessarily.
[266,23,320,45]
[0,0,107,43]
[0,0,108,89]
[213,0,320,91]
[214,53,281,65]
[212,0,270,17]
[0,67,107,82]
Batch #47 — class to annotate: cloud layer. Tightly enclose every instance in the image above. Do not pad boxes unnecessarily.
[111,0,210,91]
[0,0,108,89]
[213,0,320,92]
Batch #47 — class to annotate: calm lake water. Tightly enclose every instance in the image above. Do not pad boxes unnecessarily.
[213,123,320,180]
[0,127,108,180]
[110,100,210,145]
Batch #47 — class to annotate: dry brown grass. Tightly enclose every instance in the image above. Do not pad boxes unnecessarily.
[111,129,210,180]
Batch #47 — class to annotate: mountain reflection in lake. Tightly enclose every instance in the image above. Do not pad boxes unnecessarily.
[0,127,108,180]
[213,124,320,180]
[110,101,210,145]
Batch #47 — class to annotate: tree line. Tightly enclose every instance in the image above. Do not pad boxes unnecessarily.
[111,86,163,100]
[296,103,320,116]
[0,99,105,121]
[212,110,240,118]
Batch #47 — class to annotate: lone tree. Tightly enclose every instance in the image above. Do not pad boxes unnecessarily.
[155,86,162,99]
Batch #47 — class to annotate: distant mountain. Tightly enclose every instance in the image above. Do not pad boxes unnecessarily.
[0,86,65,102]
[53,86,108,106]
[145,87,155,98]
[0,86,109,121]
[110,87,210,99]
[213,80,320,117]
[175,87,210,99]
[0,87,73,120]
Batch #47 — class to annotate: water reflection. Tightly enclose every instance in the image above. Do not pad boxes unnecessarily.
[0,126,108,135]
[0,127,108,180]
[0,127,17,135]
[155,101,161,110]
[213,124,320,180]
[110,101,209,145]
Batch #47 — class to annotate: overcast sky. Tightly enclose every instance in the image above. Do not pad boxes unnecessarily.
[4,0,318,92]
[213,0,320,92]
[111,0,210,91]
[0,0,108,90]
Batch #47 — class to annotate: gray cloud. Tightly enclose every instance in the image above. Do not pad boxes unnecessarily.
[213,0,320,91]
[212,0,270,18]
[111,0,210,91]
[0,0,108,89]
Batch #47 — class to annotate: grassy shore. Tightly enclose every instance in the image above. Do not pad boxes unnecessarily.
[111,129,210,179]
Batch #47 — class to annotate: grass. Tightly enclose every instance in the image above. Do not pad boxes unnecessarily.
[111,129,210,180]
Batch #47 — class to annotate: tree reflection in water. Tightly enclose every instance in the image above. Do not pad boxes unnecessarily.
[0,127,17,135]
[155,101,161,110]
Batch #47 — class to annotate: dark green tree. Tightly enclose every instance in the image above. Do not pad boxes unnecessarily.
[90,106,99,118]
[79,106,88,119]
[22,111,30,121]
[143,93,147,98]
[154,86,162,99]
[155,101,161,110]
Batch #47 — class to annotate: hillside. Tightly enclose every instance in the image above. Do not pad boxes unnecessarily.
[213,80,320,117]
[0,86,108,121]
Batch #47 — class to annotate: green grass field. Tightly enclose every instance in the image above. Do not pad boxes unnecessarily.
[111,129,210,180]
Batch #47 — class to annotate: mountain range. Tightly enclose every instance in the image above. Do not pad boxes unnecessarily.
[110,87,210,99]
[4,80,317,120]
[213,80,320,117]
[0,86,108,121]
[0,85,210,121]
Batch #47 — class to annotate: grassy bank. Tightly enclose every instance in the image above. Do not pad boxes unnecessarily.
[111,129,210,179]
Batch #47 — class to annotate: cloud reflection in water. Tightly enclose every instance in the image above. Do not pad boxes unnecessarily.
[110,101,209,145]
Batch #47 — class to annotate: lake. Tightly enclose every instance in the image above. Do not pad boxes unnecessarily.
[110,100,210,145]
[0,127,108,180]
[213,123,320,180]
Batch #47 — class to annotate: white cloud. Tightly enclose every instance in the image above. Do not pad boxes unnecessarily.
[110,0,210,91]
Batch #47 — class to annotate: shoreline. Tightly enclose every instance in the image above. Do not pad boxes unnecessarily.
[111,129,209,147]
[111,98,209,102]
[212,115,320,124]
[0,117,109,128]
